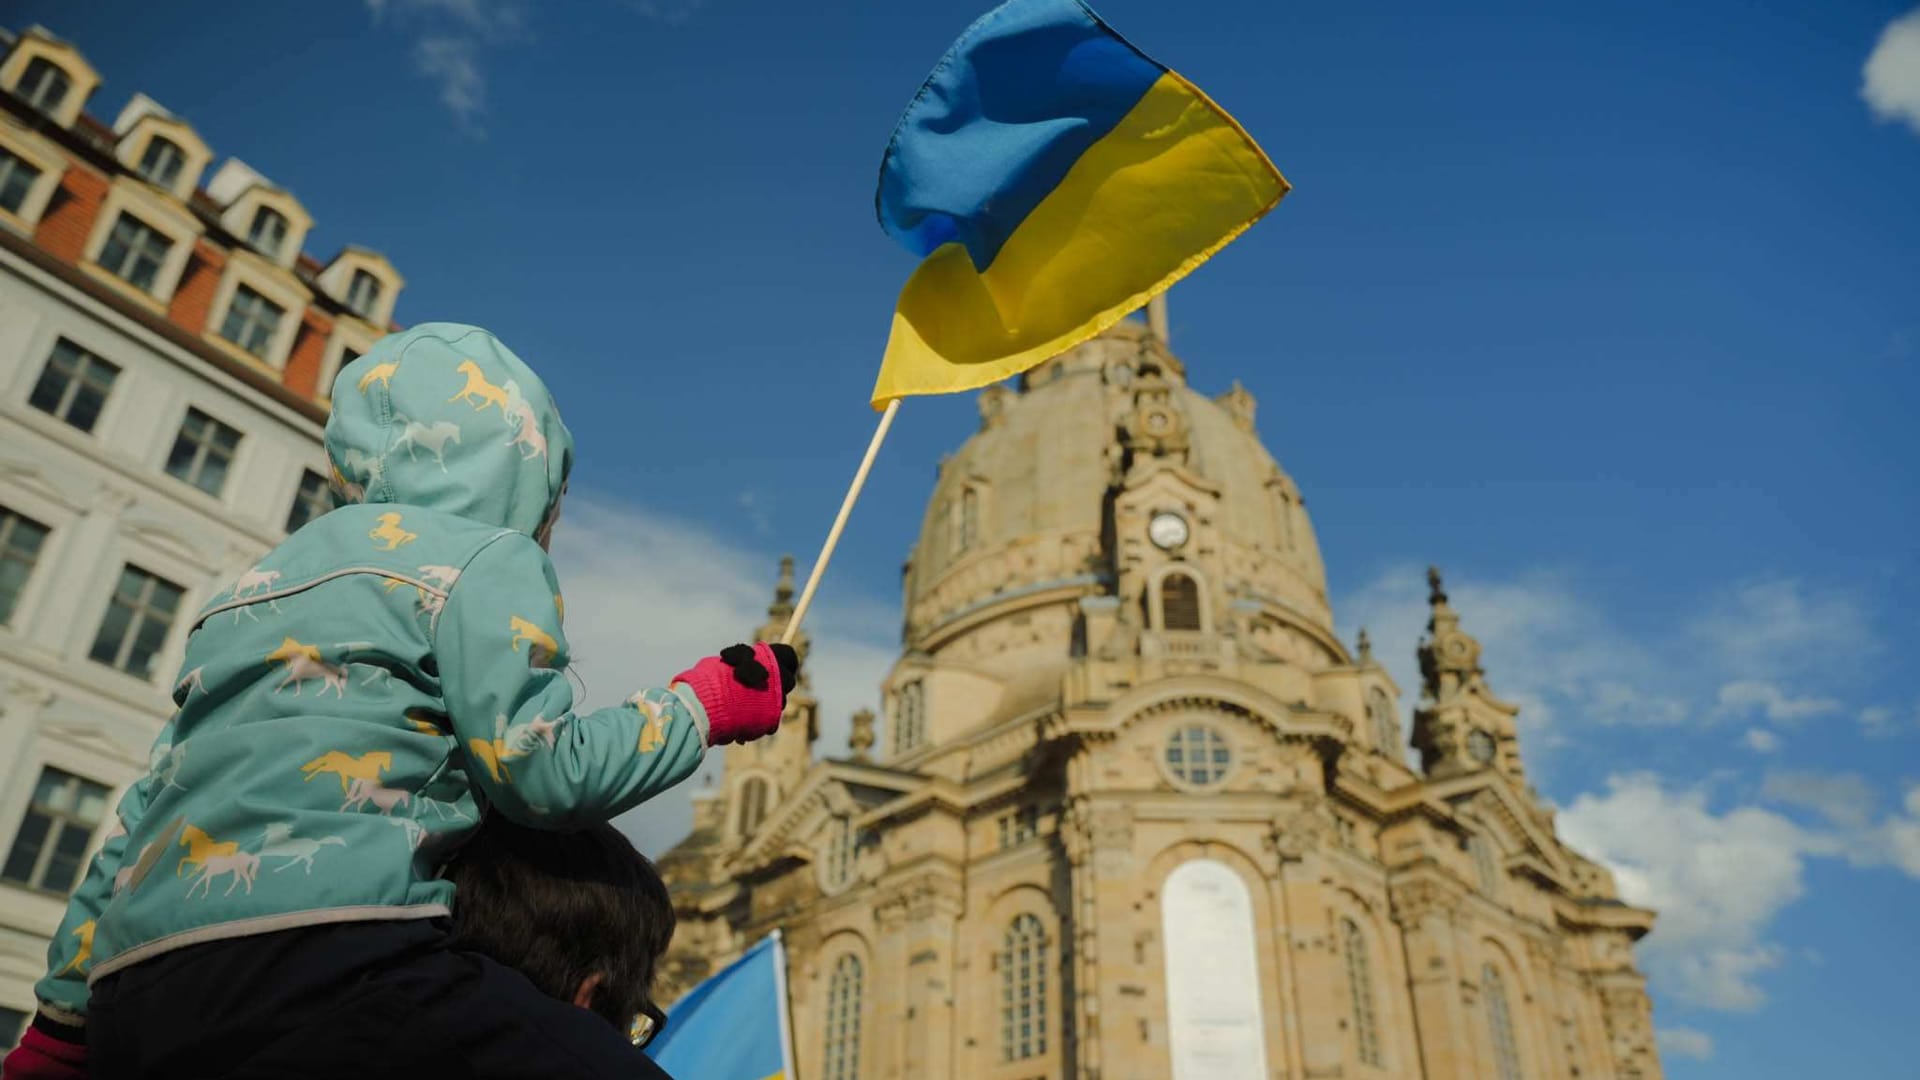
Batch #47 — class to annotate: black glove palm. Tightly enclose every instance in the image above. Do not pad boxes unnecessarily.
[719,643,801,700]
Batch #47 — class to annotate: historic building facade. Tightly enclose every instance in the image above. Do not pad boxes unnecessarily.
[659,318,1664,1079]
[0,25,403,1042]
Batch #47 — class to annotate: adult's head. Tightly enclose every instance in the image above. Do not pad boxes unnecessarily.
[445,817,674,1039]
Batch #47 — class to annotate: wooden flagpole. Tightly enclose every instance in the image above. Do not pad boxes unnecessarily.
[781,399,902,644]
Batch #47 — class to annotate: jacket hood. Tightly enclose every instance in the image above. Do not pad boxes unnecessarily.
[326,323,574,535]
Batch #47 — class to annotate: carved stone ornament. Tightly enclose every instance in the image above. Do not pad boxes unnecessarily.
[1268,798,1331,861]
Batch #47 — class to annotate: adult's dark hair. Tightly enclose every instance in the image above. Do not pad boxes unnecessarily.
[445,817,676,1030]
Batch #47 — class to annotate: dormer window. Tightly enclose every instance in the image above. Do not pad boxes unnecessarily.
[98,212,172,294]
[136,136,185,189]
[218,284,285,359]
[247,206,289,258]
[17,57,70,116]
[0,148,40,215]
[345,269,381,319]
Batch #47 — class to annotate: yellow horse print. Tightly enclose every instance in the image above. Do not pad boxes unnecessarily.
[449,359,511,414]
[177,824,240,878]
[56,920,95,976]
[508,615,559,668]
[633,693,672,754]
[300,750,393,795]
[369,512,418,551]
[406,709,449,736]
[467,735,514,785]
[356,358,400,393]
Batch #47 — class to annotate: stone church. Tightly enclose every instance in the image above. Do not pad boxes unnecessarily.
[657,315,1664,1080]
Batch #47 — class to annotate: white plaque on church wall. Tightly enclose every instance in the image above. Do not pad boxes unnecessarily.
[1162,858,1271,1079]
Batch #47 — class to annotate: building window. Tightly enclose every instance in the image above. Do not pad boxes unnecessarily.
[248,206,289,258]
[28,338,120,433]
[136,136,185,189]
[894,680,925,754]
[823,954,863,1080]
[1,1006,25,1051]
[97,212,173,294]
[285,469,333,533]
[0,147,42,214]
[1165,724,1230,787]
[957,486,979,552]
[218,284,285,359]
[1341,918,1383,1067]
[738,777,770,836]
[0,507,51,626]
[1000,913,1049,1062]
[824,817,856,889]
[345,268,382,319]
[997,805,1038,849]
[1368,688,1399,758]
[1471,834,1501,896]
[17,58,71,116]
[165,408,242,496]
[1482,965,1523,1080]
[88,565,184,679]
[1160,571,1202,631]
[1,767,110,895]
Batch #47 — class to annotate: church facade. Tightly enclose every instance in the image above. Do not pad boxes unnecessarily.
[657,319,1664,1080]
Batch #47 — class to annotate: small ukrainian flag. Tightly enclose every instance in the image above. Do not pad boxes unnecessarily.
[646,931,796,1080]
[871,0,1288,408]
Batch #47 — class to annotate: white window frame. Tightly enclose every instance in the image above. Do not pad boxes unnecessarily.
[220,187,312,271]
[84,562,188,682]
[0,765,113,895]
[80,178,202,306]
[0,466,82,646]
[204,249,310,371]
[317,249,404,328]
[161,406,245,500]
[115,116,210,201]
[0,36,100,129]
[317,318,381,403]
[0,124,66,235]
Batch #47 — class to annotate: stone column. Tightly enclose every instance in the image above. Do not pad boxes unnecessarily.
[1391,876,1473,1080]
[879,872,964,1080]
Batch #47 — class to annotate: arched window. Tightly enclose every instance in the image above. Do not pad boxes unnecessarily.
[345,268,383,318]
[1482,964,1523,1080]
[1341,918,1382,1067]
[1160,572,1202,631]
[1000,914,1049,1062]
[738,777,770,836]
[824,817,856,889]
[1367,688,1399,758]
[249,206,290,258]
[958,486,980,552]
[894,680,925,754]
[136,136,185,189]
[1471,834,1501,896]
[824,954,863,1080]
[18,58,70,115]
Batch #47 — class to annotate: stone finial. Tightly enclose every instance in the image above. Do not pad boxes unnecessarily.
[848,708,875,762]
[769,555,796,619]
[1427,565,1448,606]
[1215,380,1257,434]
[1356,627,1373,665]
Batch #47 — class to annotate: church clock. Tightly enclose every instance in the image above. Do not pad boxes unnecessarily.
[1467,729,1496,765]
[1148,511,1190,551]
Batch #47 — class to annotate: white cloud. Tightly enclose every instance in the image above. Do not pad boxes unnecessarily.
[1742,728,1782,753]
[1859,702,1916,738]
[1714,680,1841,723]
[1761,769,1877,828]
[1559,773,1812,1010]
[623,0,711,23]
[1687,579,1875,681]
[1657,1025,1715,1061]
[1559,772,1920,1011]
[549,493,896,855]
[1863,7,1920,136]
[413,37,487,134]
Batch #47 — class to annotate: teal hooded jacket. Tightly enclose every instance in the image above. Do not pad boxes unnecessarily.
[33,324,712,1025]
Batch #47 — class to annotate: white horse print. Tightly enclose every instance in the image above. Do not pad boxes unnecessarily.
[415,797,470,823]
[257,824,349,875]
[417,565,462,589]
[185,850,260,898]
[175,666,207,700]
[385,816,426,851]
[506,401,548,460]
[340,448,386,488]
[503,713,565,754]
[392,418,463,472]
[232,566,280,597]
[275,653,349,698]
[153,744,189,794]
[342,777,411,815]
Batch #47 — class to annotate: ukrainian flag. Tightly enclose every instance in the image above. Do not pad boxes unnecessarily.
[871,0,1288,408]
[646,932,796,1080]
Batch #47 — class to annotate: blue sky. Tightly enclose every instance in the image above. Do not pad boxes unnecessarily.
[17,0,1919,1073]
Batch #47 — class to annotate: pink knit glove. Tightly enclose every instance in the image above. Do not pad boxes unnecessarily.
[2,1018,88,1080]
[674,642,788,746]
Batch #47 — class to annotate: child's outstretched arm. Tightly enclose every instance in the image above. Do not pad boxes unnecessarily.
[436,531,789,828]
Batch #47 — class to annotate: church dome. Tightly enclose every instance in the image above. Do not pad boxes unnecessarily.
[902,319,1331,660]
